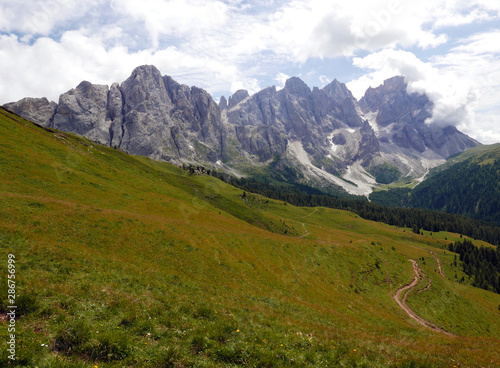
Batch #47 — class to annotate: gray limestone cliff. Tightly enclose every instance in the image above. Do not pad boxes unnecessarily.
[359,76,479,176]
[4,66,480,196]
[4,97,57,126]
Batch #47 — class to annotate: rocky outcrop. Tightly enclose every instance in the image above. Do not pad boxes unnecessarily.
[219,96,228,110]
[4,97,57,126]
[225,77,368,167]
[359,76,478,159]
[4,67,479,195]
[235,125,287,162]
[52,81,110,143]
[355,121,381,166]
[6,65,227,163]
[228,90,249,109]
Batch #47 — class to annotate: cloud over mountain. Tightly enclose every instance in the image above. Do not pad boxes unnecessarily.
[0,0,499,142]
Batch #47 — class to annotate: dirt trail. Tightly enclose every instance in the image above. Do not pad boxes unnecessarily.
[288,208,318,238]
[430,251,446,279]
[417,278,432,293]
[394,259,455,336]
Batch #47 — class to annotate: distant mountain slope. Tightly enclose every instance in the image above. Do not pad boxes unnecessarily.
[429,143,500,173]
[371,145,500,225]
[4,66,479,196]
[408,145,500,225]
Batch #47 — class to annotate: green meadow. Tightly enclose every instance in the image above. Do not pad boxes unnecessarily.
[0,108,499,367]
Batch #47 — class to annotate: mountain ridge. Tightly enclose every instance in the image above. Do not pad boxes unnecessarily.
[4,65,479,196]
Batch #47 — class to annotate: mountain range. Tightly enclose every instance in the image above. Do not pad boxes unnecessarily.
[4,65,479,196]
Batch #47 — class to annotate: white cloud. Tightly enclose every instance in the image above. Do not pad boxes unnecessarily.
[348,28,500,144]
[430,30,500,143]
[274,72,290,90]
[0,30,257,104]
[111,0,228,48]
[349,49,478,128]
[0,0,100,35]
[266,0,476,61]
[0,0,499,143]
[468,112,500,144]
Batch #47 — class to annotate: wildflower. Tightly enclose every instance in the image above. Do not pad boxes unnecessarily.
[353,349,357,352]
[236,329,239,332]
[281,344,283,347]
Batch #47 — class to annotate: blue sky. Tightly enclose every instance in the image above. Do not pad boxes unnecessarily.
[1,0,499,143]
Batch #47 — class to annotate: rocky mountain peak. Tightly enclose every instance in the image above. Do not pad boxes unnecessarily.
[121,65,171,111]
[284,77,311,96]
[129,64,164,81]
[382,75,406,89]
[4,97,57,126]
[219,95,228,110]
[228,90,249,109]
[322,79,354,104]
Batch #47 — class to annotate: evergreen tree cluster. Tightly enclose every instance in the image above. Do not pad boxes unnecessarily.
[409,157,500,225]
[448,239,500,293]
[198,168,500,246]
[371,151,500,226]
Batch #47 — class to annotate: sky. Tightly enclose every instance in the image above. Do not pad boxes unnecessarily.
[0,0,499,143]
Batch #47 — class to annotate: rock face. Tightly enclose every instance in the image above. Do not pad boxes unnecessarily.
[4,66,479,196]
[6,66,226,163]
[4,97,57,126]
[228,90,249,109]
[223,75,376,184]
[53,81,110,143]
[358,76,479,177]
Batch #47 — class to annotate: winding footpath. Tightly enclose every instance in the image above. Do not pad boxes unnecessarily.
[287,208,319,238]
[393,259,455,336]
[430,250,447,279]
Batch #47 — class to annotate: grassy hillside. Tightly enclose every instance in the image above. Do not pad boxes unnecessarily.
[370,144,500,227]
[408,145,500,225]
[433,143,500,173]
[0,107,499,367]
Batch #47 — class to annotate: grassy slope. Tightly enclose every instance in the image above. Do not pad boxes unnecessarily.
[435,143,500,172]
[0,108,499,367]
[408,145,500,225]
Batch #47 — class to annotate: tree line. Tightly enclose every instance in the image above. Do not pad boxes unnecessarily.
[448,239,500,293]
[181,164,500,246]
[370,156,500,226]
